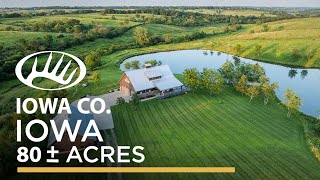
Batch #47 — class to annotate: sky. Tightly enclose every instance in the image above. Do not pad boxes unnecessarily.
[0,0,320,8]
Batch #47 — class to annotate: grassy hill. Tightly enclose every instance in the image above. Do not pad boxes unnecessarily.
[112,87,320,179]
[211,18,320,68]
[184,9,276,17]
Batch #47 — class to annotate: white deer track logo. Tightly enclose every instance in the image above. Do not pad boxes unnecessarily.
[16,51,86,90]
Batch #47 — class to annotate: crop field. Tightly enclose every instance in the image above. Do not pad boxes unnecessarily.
[112,87,320,179]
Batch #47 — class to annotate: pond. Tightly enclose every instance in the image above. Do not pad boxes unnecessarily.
[120,50,320,118]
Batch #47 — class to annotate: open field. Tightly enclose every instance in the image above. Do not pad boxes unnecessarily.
[112,87,320,179]
[102,17,320,68]
[212,18,320,68]
[2,11,319,67]
[0,12,161,29]
[184,9,276,17]
[0,31,71,45]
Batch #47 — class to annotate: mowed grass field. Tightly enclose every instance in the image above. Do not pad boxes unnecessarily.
[112,87,320,179]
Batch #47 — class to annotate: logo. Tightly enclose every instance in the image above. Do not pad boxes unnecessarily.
[15,51,86,90]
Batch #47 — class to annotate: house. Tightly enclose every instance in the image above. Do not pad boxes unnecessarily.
[119,64,185,99]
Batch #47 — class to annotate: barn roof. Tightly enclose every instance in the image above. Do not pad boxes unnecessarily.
[124,65,182,92]
[153,77,183,91]
[144,70,162,79]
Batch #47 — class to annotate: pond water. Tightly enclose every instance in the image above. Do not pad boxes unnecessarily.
[120,50,320,117]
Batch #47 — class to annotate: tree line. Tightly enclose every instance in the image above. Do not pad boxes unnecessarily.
[183,59,304,118]
[0,24,134,82]
[101,8,299,27]
[19,19,91,33]
[0,9,98,18]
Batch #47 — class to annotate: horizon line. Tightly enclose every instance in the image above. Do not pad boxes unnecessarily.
[1,5,320,9]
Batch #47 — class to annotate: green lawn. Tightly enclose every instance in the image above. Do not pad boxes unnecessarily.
[111,87,320,179]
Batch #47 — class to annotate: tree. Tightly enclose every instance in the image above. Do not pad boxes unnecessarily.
[258,75,270,84]
[116,97,126,105]
[234,44,241,55]
[261,82,279,105]
[124,62,132,69]
[202,68,224,95]
[230,17,238,25]
[85,52,101,70]
[131,60,140,69]
[262,24,270,32]
[252,63,265,82]
[183,68,201,92]
[284,88,302,118]
[288,69,298,79]
[220,60,235,84]
[133,27,150,45]
[236,75,248,95]
[44,35,53,47]
[145,60,158,67]
[246,85,260,102]
[301,70,308,79]
[131,93,140,110]
[292,48,301,61]
[92,71,101,85]
[255,45,262,56]
[163,34,171,43]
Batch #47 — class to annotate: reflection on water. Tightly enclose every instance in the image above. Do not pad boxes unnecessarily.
[120,50,320,117]
[301,70,308,79]
[288,69,298,79]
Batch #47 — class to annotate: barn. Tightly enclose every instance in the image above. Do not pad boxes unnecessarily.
[119,64,185,99]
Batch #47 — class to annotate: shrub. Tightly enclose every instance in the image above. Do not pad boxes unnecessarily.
[116,97,126,105]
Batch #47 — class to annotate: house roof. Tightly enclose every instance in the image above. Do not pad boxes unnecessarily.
[124,65,182,92]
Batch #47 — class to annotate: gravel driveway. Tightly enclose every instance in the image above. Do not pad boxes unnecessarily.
[71,91,130,130]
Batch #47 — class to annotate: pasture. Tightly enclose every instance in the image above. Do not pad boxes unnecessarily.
[184,8,276,17]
